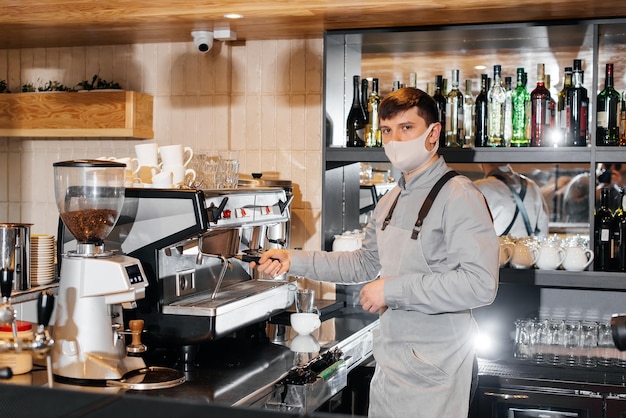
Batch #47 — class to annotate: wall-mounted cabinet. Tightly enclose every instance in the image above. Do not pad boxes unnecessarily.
[0,90,154,139]
[322,19,626,292]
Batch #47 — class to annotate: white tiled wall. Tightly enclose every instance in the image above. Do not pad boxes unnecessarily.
[0,38,324,250]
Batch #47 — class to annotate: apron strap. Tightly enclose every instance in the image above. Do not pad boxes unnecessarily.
[411,170,460,240]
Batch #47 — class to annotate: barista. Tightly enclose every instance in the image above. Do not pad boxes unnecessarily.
[254,87,499,418]
[474,163,550,238]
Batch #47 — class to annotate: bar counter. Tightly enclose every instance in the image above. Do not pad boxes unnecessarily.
[0,305,379,417]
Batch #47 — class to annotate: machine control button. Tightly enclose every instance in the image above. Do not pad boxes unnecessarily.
[223,209,232,219]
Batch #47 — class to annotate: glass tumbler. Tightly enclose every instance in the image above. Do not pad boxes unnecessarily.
[579,320,598,367]
[218,150,239,188]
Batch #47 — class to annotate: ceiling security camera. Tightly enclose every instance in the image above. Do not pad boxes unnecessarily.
[191,31,214,53]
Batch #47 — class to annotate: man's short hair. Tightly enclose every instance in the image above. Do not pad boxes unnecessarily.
[379,87,439,125]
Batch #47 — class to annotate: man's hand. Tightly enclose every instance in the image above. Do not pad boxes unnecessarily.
[252,249,291,278]
[359,278,387,314]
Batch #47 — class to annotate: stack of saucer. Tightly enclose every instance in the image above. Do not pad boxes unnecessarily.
[30,234,56,286]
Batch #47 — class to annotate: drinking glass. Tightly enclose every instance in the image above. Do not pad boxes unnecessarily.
[579,320,598,367]
[598,321,617,367]
[563,320,581,366]
[218,149,239,188]
[295,289,316,313]
[546,319,565,366]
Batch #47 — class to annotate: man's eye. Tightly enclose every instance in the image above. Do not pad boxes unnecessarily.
[381,128,391,134]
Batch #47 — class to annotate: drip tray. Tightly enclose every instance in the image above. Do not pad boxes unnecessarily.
[106,366,185,391]
[162,280,293,317]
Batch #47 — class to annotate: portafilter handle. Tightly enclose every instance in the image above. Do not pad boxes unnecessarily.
[0,269,15,325]
[37,291,55,328]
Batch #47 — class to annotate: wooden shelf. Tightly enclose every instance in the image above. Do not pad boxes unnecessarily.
[0,90,154,139]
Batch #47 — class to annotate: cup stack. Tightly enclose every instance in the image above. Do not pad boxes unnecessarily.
[30,234,56,286]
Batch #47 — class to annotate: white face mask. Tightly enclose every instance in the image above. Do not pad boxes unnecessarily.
[383,124,438,174]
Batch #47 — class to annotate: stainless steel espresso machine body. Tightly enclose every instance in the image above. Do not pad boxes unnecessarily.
[58,186,294,349]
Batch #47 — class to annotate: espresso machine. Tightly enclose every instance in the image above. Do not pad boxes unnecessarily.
[52,160,152,383]
[58,183,294,368]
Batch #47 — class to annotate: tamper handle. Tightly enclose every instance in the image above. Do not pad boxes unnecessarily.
[37,291,55,327]
[0,270,12,300]
[129,319,144,347]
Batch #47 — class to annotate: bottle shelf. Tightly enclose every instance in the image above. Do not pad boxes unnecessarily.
[500,268,626,291]
[325,146,603,168]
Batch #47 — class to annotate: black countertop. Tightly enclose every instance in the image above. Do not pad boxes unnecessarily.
[0,305,379,417]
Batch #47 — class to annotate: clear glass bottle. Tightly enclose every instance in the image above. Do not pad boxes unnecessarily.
[346,75,366,147]
[474,74,489,147]
[556,67,573,147]
[365,78,382,148]
[445,69,464,148]
[567,59,589,147]
[488,64,506,147]
[511,68,530,147]
[504,76,513,147]
[463,79,475,148]
[432,75,447,148]
[408,72,417,88]
[530,63,552,147]
[596,63,621,146]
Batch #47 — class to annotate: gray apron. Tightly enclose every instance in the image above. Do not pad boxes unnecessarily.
[367,193,477,418]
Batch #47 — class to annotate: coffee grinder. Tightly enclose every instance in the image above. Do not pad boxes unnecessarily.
[51,159,150,383]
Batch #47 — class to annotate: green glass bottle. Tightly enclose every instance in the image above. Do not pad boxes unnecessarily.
[510,68,529,146]
[596,63,621,146]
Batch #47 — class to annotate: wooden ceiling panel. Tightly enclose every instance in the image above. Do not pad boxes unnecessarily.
[1,0,625,49]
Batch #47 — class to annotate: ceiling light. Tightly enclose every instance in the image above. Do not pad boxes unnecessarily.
[224,13,243,19]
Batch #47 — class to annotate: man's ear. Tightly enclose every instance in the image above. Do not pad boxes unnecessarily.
[429,123,442,144]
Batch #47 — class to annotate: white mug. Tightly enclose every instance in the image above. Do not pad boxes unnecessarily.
[151,170,173,188]
[163,165,196,185]
[112,157,140,175]
[290,312,321,335]
[135,143,160,167]
[159,144,193,168]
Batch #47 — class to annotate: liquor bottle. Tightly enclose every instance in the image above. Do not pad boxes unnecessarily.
[392,80,401,91]
[545,74,557,146]
[613,188,626,271]
[474,74,489,147]
[365,78,382,148]
[556,67,573,147]
[594,187,615,272]
[530,63,552,147]
[445,69,464,147]
[566,59,589,146]
[433,75,447,147]
[361,78,369,123]
[408,72,417,88]
[503,76,513,146]
[523,72,533,141]
[621,92,626,146]
[463,79,475,148]
[510,68,530,146]
[596,63,621,146]
[346,75,366,147]
[487,65,506,147]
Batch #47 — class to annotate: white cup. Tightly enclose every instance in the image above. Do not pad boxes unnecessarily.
[112,157,140,176]
[290,313,321,335]
[159,144,194,168]
[163,165,196,185]
[151,170,174,188]
[135,143,160,167]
